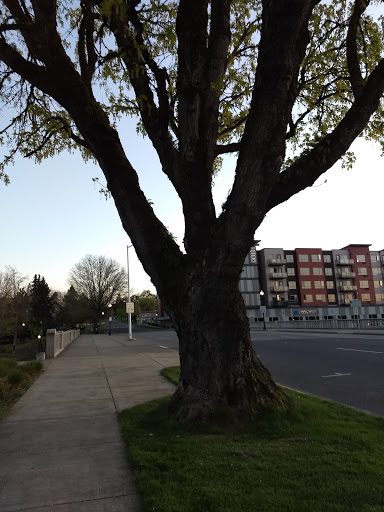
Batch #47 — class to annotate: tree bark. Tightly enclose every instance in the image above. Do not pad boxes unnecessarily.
[168,273,290,422]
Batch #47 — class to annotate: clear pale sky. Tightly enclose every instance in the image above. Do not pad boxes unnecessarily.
[1,113,383,295]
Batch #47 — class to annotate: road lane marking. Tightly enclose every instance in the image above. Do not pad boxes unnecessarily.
[159,345,168,349]
[322,372,351,378]
[336,348,383,354]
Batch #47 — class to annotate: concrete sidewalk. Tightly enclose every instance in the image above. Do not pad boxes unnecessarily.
[0,333,179,512]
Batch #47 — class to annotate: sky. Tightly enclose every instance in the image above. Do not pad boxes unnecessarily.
[1,116,383,296]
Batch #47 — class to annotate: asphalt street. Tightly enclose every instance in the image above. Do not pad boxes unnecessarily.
[250,330,384,416]
[130,327,384,416]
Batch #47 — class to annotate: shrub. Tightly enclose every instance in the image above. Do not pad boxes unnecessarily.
[0,357,17,377]
[22,361,43,374]
[7,368,25,386]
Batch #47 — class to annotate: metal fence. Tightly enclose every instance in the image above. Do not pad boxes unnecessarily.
[251,318,384,330]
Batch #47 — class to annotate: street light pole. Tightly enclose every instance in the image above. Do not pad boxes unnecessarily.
[127,244,133,340]
[260,290,267,331]
[108,304,112,336]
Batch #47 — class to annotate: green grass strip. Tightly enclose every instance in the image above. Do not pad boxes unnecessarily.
[119,366,384,512]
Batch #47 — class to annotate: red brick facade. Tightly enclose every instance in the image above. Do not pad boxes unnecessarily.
[344,245,376,304]
[295,248,328,306]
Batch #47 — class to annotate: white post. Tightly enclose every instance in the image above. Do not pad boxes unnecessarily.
[46,329,56,358]
[127,244,133,340]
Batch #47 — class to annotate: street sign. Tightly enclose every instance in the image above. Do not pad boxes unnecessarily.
[350,299,361,308]
[260,306,266,314]
[126,302,134,313]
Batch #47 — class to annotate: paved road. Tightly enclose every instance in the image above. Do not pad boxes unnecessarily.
[250,330,384,416]
[137,328,384,416]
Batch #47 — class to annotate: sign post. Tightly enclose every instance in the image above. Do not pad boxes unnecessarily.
[260,306,267,330]
[350,299,361,330]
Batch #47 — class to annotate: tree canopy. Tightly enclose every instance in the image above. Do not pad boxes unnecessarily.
[1,1,384,420]
[68,254,127,322]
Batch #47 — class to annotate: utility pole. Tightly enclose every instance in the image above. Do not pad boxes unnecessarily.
[127,245,133,340]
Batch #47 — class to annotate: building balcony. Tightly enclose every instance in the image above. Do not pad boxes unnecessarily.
[338,284,357,291]
[272,298,287,307]
[335,258,354,265]
[268,258,286,265]
[270,285,289,292]
[269,272,288,279]
[337,271,356,279]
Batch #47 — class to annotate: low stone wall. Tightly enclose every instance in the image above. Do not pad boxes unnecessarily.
[46,329,80,358]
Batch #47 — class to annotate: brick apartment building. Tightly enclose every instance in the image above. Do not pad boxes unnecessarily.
[239,242,384,322]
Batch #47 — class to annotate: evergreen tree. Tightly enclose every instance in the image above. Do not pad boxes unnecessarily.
[29,275,53,333]
[58,286,91,327]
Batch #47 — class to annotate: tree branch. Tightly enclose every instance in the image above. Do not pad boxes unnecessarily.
[215,142,240,155]
[105,2,181,193]
[347,0,369,99]
[267,58,384,211]
[214,0,319,273]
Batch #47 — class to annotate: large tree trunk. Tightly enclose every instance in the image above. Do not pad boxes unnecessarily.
[168,277,290,422]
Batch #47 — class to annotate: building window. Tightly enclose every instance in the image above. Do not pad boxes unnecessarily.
[287,268,295,276]
[359,280,369,289]
[375,293,384,302]
[313,267,323,275]
[371,254,379,262]
[290,295,298,303]
[323,255,331,263]
[300,267,310,275]
[361,294,371,302]
[299,254,309,262]
[369,314,378,319]
[328,294,336,302]
[358,267,367,275]
[315,294,326,302]
[372,268,381,276]
[286,254,294,263]
[303,294,313,302]
[326,281,334,289]
[288,281,296,289]
[314,281,324,288]
[324,315,334,320]
[311,254,322,262]
[374,280,383,288]
[356,255,366,263]
[325,268,333,276]
[301,281,311,289]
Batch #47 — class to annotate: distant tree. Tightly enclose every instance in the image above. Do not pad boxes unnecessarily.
[131,291,158,315]
[0,266,29,340]
[29,275,53,333]
[69,255,127,331]
[57,286,91,328]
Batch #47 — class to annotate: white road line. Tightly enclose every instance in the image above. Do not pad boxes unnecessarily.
[322,372,351,378]
[336,348,383,354]
[159,345,168,349]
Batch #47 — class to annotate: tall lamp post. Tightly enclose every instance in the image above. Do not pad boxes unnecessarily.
[127,244,133,340]
[108,304,112,336]
[260,290,267,331]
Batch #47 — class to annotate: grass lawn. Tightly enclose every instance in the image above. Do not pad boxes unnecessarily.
[119,366,384,512]
[0,358,43,421]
